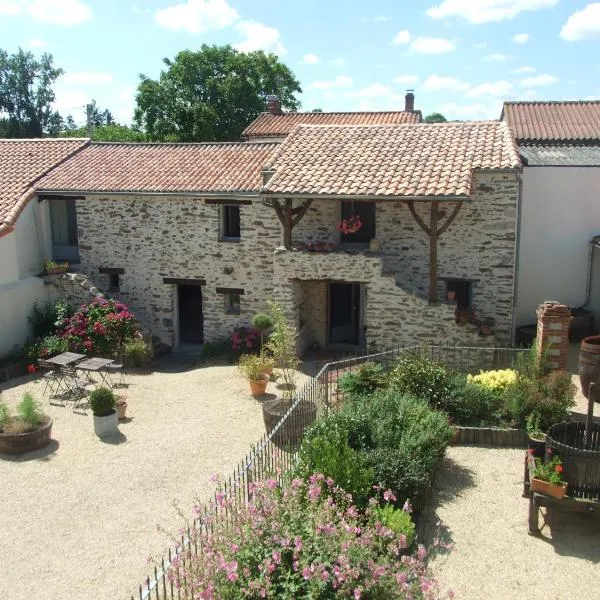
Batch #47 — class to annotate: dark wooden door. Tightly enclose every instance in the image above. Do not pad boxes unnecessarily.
[178,285,204,344]
[329,283,361,344]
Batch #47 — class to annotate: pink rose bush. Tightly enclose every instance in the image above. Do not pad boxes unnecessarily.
[59,298,140,355]
[166,474,450,599]
[231,324,261,353]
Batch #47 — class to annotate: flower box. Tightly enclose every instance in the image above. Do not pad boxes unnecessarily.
[531,478,567,499]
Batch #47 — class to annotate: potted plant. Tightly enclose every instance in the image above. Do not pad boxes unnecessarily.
[257,353,275,377]
[526,412,546,458]
[530,451,567,499]
[43,259,69,275]
[89,387,118,438]
[115,394,128,421]
[0,393,53,454]
[238,354,269,396]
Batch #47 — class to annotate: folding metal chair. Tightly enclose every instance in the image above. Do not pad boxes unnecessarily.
[104,361,126,388]
[60,365,90,409]
[38,360,64,397]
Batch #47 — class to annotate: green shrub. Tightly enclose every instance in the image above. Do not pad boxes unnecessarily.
[373,503,416,548]
[445,374,505,426]
[24,334,68,361]
[28,300,72,340]
[124,337,152,367]
[297,418,375,508]
[389,353,453,411]
[251,313,274,332]
[338,361,387,400]
[89,387,115,416]
[0,401,9,430]
[17,393,44,427]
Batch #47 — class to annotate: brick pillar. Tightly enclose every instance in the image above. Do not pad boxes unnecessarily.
[535,301,570,372]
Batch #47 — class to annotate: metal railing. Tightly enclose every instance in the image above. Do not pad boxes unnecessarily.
[131,343,528,599]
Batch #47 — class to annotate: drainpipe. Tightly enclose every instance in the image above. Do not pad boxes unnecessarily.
[583,234,600,307]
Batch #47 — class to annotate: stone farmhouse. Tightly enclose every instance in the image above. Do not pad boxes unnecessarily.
[502,101,600,336]
[1,95,522,356]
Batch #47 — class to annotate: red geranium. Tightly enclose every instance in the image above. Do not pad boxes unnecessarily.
[27,364,37,374]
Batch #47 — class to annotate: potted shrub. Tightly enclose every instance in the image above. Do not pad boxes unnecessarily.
[115,394,128,421]
[43,259,69,275]
[89,387,118,438]
[0,393,53,454]
[530,451,567,499]
[526,412,546,458]
[238,354,269,397]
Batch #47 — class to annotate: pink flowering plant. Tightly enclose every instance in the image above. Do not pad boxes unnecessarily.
[59,298,140,355]
[166,474,449,599]
[337,215,363,236]
[231,324,261,354]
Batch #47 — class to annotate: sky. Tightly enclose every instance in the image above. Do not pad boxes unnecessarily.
[1,0,600,125]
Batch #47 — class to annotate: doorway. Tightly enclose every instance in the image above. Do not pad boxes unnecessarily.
[178,285,204,344]
[329,283,362,345]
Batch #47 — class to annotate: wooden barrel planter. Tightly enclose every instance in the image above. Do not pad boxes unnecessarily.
[546,421,600,500]
[262,399,317,447]
[0,417,53,455]
[579,336,600,400]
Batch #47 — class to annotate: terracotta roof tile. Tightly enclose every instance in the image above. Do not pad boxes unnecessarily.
[242,110,421,138]
[0,138,88,230]
[502,101,600,143]
[261,122,520,199]
[36,141,279,195]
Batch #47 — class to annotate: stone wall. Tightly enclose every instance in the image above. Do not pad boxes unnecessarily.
[75,195,281,346]
[273,249,484,352]
[290,171,519,344]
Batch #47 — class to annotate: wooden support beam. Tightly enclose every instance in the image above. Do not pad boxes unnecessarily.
[270,198,313,249]
[291,199,313,228]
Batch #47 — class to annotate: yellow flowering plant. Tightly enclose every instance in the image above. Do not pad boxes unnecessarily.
[467,369,517,392]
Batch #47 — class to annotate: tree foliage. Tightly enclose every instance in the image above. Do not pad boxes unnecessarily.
[58,123,146,142]
[0,47,64,137]
[424,112,448,124]
[134,44,302,142]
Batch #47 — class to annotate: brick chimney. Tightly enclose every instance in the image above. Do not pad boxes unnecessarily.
[266,94,282,116]
[405,90,415,112]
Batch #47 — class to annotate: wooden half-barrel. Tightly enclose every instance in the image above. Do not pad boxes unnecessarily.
[579,335,600,401]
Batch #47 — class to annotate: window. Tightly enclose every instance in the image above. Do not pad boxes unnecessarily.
[224,292,241,314]
[222,205,241,240]
[109,273,120,292]
[446,280,472,309]
[49,198,79,261]
[340,201,375,244]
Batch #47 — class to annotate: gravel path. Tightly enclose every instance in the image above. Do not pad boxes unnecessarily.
[0,359,300,600]
[424,376,600,600]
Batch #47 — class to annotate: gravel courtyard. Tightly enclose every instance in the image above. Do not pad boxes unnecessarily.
[0,357,292,600]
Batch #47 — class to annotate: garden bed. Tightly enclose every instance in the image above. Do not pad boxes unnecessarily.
[452,425,527,447]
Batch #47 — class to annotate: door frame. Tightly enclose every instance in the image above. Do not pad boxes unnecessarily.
[174,283,205,347]
[326,281,366,347]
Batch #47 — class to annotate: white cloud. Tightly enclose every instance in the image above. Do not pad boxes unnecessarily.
[427,0,559,24]
[27,0,91,25]
[393,74,420,85]
[423,74,469,91]
[347,83,398,99]
[52,88,89,123]
[483,53,509,62]
[513,65,536,73]
[27,38,46,48]
[473,42,487,48]
[410,37,456,54]
[0,1,22,16]
[155,0,238,33]
[302,53,320,65]
[560,3,600,41]
[363,15,389,22]
[330,58,345,66]
[440,101,502,119]
[234,21,286,55]
[519,73,558,86]
[466,80,513,98]
[61,72,113,85]
[308,75,353,90]
[392,29,411,45]
[512,33,529,43]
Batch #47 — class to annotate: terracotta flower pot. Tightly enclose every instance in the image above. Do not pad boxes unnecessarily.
[116,402,127,421]
[531,478,567,499]
[249,376,268,397]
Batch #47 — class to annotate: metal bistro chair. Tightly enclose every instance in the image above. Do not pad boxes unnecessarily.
[59,364,90,409]
[104,350,127,388]
[38,360,64,397]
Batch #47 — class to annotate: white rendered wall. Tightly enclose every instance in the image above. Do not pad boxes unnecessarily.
[515,167,600,327]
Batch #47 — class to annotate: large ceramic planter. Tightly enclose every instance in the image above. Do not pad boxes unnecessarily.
[0,417,53,455]
[249,376,269,397]
[531,478,567,499]
[93,410,118,438]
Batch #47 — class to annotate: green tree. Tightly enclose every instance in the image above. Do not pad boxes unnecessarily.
[58,123,146,142]
[0,47,63,137]
[134,44,302,142]
[84,99,114,130]
[424,112,448,124]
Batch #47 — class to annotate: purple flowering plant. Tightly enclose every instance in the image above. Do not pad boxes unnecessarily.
[166,473,451,599]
